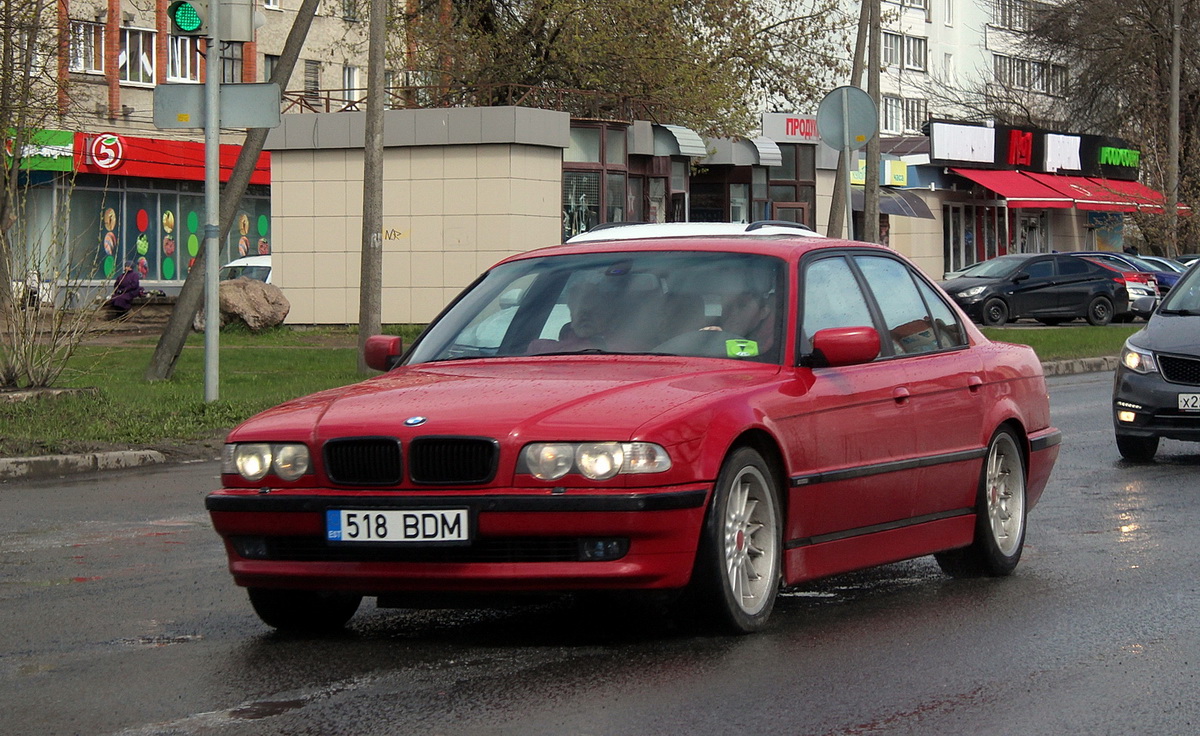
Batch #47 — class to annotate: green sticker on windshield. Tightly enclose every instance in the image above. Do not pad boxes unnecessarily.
[726,339,759,358]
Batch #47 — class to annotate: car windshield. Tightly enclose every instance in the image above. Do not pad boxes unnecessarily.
[955,255,1028,279]
[220,265,270,282]
[1159,264,1200,313]
[405,250,785,364]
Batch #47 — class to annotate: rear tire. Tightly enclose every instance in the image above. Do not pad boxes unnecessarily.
[247,588,362,633]
[981,298,1009,326]
[1116,434,1159,462]
[1086,296,1114,326]
[689,447,782,633]
[935,428,1026,578]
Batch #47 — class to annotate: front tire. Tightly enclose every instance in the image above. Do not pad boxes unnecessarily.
[247,588,362,633]
[935,428,1026,578]
[689,447,782,633]
[1116,434,1159,462]
[1086,296,1114,326]
[981,298,1009,326]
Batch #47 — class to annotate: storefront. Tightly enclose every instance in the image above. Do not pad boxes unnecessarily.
[924,120,1183,275]
[12,130,270,303]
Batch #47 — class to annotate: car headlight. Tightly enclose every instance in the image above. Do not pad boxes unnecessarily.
[576,442,624,480]
[223,443,312,482]
[523,443,575,480]
[957,286,986,299]
[1121,342,1158,374]
[520,442,672,480]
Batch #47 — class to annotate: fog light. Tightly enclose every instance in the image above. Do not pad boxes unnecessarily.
[231,536,270,559]
[579,538,629,561]
[1117,410,1137,423]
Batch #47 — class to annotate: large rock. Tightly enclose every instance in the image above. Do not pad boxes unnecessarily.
[194,278,290,331]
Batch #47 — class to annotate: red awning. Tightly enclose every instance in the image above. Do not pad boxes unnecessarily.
[1022,172,1137,212]
[950,168,1073,209]
[1085,177,1191,215]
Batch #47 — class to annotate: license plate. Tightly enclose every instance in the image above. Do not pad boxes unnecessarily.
[326,509,470,544]
[1180,394,1200,411]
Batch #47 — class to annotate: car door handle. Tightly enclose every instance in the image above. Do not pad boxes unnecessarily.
[892,386,911,404]
[968,375,983,393]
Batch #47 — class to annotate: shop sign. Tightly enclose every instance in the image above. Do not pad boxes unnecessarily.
[86,132,125,171]
[762,112,821,144]
[851,159,909,186]
[929,120,1141,181]
[73,132,270,184]
[3,129,74,171]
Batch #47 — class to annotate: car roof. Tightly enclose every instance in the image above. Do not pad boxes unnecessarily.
[221,255,271,268]
[565,221,824,243]
[505,229,881,266]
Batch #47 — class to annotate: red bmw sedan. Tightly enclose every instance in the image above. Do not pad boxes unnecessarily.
[207,222,1060,634]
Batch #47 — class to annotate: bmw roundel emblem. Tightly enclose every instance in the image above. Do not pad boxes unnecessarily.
[404,416,427,426]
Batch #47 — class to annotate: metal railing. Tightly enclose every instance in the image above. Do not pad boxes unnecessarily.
[280,83,665,122]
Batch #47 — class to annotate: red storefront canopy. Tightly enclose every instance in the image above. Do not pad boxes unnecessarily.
[950,168,1073,209]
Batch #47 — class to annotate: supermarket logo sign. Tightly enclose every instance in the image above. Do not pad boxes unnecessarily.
[87,133,125,171]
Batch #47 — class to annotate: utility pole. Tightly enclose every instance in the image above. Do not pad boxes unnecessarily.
[863,0,881,244]
[358,0,386,372]
[1167,0,1181,258]
[203,1,222,401]
[828,1,871,238]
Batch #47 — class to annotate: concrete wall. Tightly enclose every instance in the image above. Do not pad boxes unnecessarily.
[266,106,569,324]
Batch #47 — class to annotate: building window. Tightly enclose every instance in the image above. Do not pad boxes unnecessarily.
[221,41,244,83]
[883,95,902,133]
[945,0,954,25]
[167,36,200,82]
[882,32,902,67]
[69,20,104,74]
[995,53,1066,96]
[342,64,363,108]
[304,59,321,101]
[342,0,360,21]
[766,143,817,229]
[263,54,279,83]
[994,0,1036,31]
[264,0,280,8]
[903,98,927,133]
[562,122,629,240]
[118,28,155,85]
[904,36,927,71]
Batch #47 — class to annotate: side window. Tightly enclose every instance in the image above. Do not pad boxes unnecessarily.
[855,255,942,355]
[801,256,875,353]
[1058,257,1089,276]
[915,278,967,348]
[1023,260,1054,279]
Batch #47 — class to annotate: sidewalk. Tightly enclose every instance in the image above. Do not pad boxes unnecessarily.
[0,356,1118,482]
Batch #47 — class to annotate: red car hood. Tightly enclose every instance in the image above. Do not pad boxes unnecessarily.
[228,357,781,444]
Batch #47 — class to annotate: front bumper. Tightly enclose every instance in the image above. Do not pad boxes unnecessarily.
[206,485,711,593]
[1113,367,1200,441]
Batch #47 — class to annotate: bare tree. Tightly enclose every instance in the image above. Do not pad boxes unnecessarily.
[144,0,322,381]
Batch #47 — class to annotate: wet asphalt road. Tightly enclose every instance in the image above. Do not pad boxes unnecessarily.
[3,370,1199,735]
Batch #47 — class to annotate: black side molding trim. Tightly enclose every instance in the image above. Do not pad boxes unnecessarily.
[785,508,973,549]
[1030,430,1062,452]
[790,447,987,487]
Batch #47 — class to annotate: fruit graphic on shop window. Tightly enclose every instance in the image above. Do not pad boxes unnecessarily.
[163,234,176,256]
[103,231,116,255]
[136,234,150,255]
[137,257,149,277]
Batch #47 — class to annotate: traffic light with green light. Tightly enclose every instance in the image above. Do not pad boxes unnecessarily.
[168,0,208,36]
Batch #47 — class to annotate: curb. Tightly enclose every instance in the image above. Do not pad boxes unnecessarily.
[0,358,1115,481]
[0,450,167,481]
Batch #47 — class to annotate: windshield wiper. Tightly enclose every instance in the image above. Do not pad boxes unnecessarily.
[1158,308,1200,316]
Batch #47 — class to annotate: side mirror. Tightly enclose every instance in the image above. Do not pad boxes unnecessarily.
[364,335,404,371]
[1131,295,1158,318]
[1013,272,1030,283]
[810,326,880,367]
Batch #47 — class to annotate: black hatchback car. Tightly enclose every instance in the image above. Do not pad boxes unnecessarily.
[940,253,1128,326]
[1113,264,1200,461]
